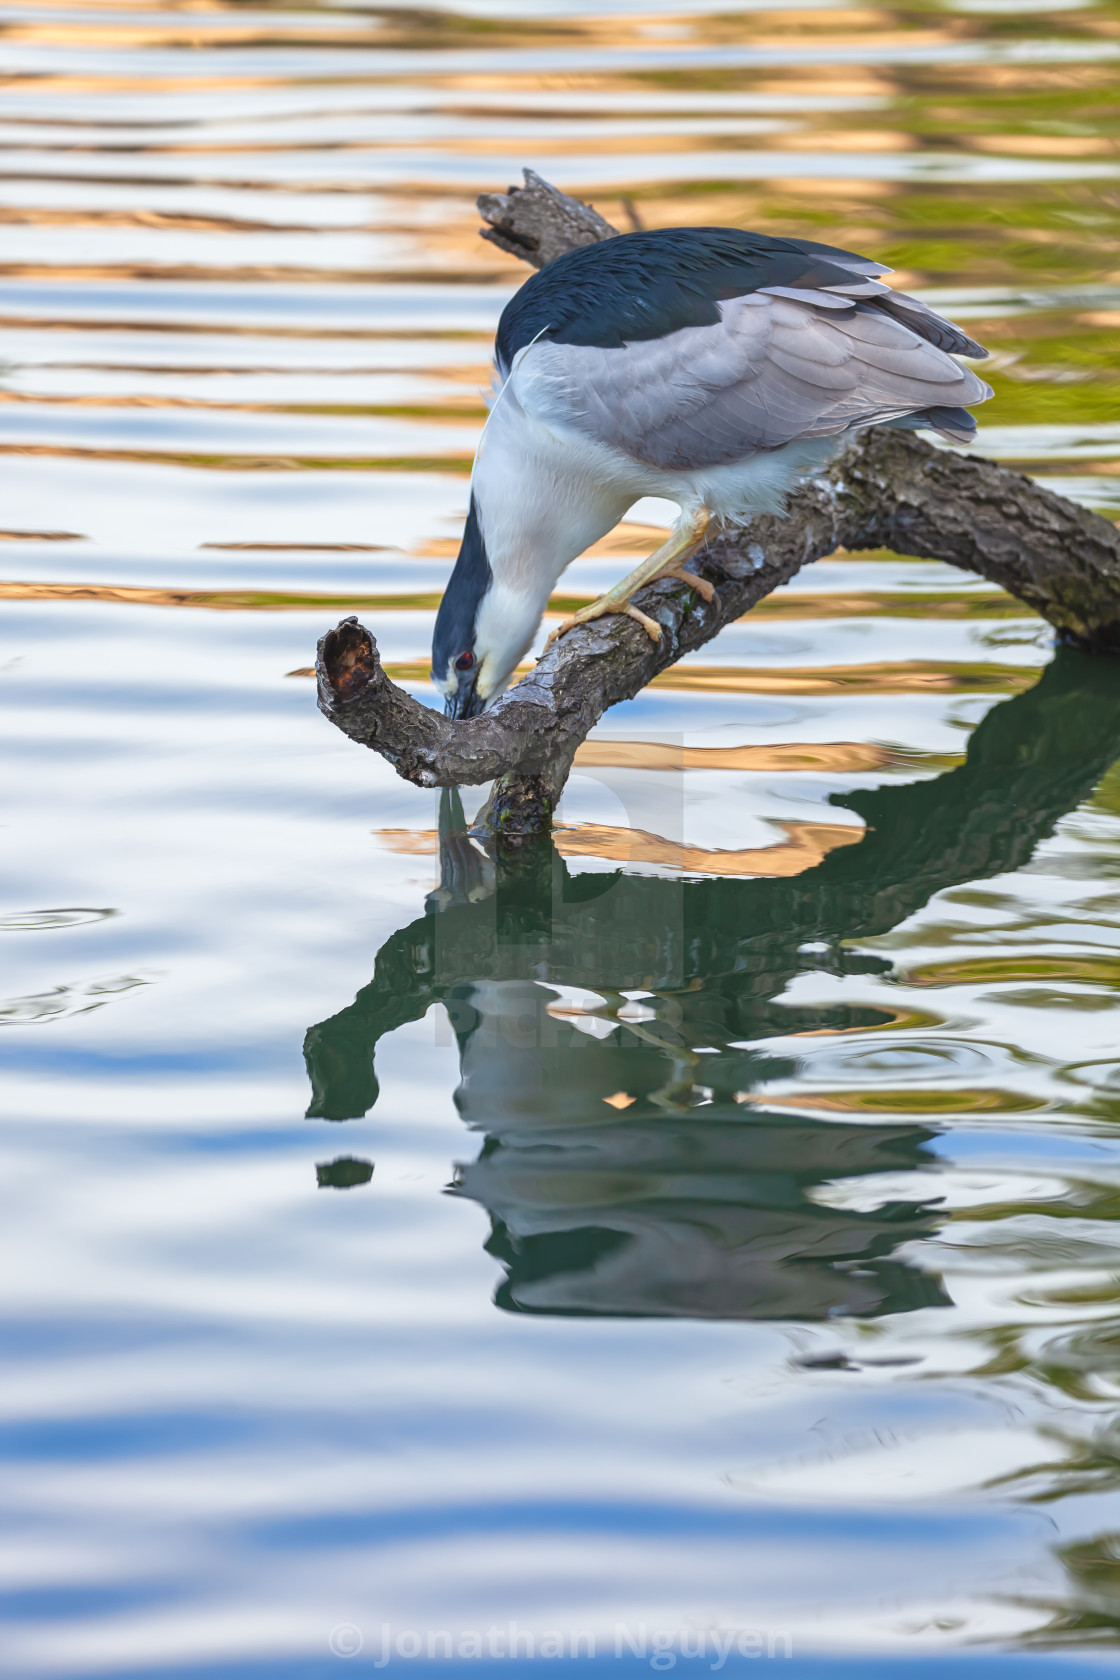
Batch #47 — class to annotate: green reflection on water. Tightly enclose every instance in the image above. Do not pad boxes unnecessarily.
[305,648,1120,1324]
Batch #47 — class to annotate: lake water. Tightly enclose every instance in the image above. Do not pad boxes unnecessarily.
[3,1,1120,1675]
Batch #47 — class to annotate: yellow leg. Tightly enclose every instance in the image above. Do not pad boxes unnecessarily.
[546,508,714,647]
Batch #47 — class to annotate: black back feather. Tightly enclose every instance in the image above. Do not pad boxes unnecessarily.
[495,227,987,373]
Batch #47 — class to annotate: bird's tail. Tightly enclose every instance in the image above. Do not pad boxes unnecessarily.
[887,405,981,446]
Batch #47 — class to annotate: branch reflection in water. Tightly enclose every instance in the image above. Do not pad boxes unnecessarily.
[305,649,1120,1325]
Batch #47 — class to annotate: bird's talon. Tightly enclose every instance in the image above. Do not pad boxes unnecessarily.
[667,566,716,603]
[624,604,662,640]
[548,609,599,645]
[546,597,662,646]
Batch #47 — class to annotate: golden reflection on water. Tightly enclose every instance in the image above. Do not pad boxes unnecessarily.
[312,657,1040,694]
[377,816,866,877]
[0,578,1026,622]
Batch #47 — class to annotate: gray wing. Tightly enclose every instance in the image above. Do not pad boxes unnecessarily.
[514,279,992,472]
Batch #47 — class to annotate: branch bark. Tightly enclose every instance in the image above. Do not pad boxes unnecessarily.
[316,170,1120,841]
[476,168,618,268]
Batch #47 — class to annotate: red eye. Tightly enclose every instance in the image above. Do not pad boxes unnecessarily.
[455,651,475,671]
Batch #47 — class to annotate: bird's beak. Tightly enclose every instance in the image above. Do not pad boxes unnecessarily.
[444,671,483,720]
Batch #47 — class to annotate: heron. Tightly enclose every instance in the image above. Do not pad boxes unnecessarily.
[432,227,991,720]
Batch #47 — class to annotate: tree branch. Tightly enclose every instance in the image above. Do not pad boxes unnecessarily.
[476,167,618,268]
[316,170,1120,841]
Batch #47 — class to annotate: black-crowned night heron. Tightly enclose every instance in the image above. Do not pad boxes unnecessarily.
[432,227,991,719]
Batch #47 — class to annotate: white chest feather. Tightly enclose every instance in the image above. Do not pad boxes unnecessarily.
[471,388,637,600]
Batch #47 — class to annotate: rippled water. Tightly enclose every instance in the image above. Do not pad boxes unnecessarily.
[4,1,1120,1675]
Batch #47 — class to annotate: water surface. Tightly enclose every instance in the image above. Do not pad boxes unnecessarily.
[3,0,1120,1673]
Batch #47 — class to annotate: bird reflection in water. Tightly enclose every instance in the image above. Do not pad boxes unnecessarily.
[304,650,1120,1324]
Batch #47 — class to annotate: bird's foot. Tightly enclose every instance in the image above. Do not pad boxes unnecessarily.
[545,597,661,649]
[544,509,714,651]
[663,565,716,602]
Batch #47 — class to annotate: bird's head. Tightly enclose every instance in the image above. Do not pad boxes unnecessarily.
[431,496,541,720]
[438,646,482,720]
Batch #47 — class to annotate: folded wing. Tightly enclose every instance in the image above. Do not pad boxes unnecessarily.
[514,277,991,472]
